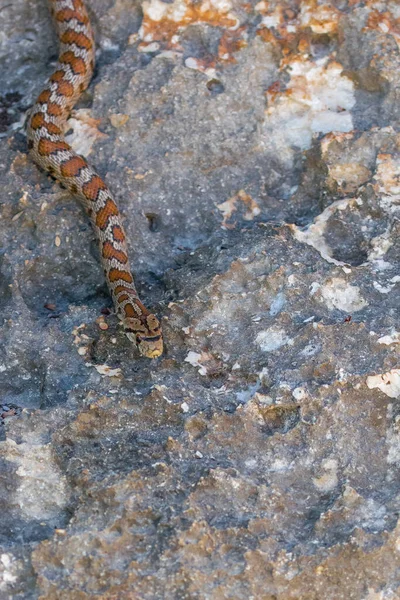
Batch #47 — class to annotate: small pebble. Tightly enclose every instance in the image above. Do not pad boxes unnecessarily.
[44,303,57,311]
[110,113,129,128]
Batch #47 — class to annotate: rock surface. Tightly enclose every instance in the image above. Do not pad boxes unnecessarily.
[1,0,400,598]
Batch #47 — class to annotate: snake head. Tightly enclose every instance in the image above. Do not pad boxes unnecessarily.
[125,313,163,358]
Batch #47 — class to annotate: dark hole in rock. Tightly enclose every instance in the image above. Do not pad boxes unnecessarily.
[2,91,22,108]
[330,246,368,267]
[145,212,161,232]
[0,258,12,310]
[260,404,300,436]
[0,92,22,133]
[9,132,27,153]
[310,32,337,59]
[325,218,372,266]
[182,25,221,62]
[207,79,225,95]
[1,403,22,421]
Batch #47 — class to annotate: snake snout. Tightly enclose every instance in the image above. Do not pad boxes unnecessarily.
[136,333,163,359]
[125,328,163,358]
[124,311,163,358]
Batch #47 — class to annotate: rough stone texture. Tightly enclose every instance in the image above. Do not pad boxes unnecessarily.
[1,0,400,598]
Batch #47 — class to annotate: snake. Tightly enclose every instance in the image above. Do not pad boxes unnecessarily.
[26,0,163,358]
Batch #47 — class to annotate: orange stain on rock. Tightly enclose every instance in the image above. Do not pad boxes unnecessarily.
[255,0,343,64]
[140,0,239,46]
[364,9,400,46]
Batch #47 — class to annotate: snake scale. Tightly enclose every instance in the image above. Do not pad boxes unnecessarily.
[26,0,163,358]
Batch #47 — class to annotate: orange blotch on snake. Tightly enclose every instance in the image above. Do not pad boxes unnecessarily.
[111,225,125,243]
[47,102,63,117]
[38,138,70,156]
[108,269,133,284]
[55,8,89,25]
[30,113,45,130]
[37,89,51,104]
[45,122,62,135]
[61,29,93,50]
[134,299,151,316]
[124,303,138,318]
[95,199,119,229]
[72,0,87,12]
[59,51,87,76]
[50,70,66,82]
[117,293,129,303]
[102,241,128,264]
[82,175,107,202]
[31,113,62,135]
[60,156,87,178]
[57,79,75,98]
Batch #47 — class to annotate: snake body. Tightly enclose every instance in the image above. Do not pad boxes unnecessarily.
[26,0,163,358]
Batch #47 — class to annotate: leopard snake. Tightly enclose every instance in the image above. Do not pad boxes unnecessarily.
[26,0,163,358]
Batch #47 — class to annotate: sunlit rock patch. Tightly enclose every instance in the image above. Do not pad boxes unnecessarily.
[374,152,400,213]
[264,58,355,155]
